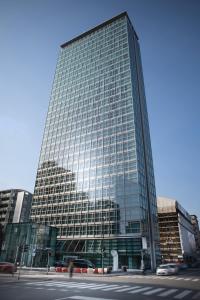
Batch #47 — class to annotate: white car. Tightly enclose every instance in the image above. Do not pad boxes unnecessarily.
[156,264,174,276]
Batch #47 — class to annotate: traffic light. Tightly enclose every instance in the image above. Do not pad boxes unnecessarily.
[23,245,29,252]
[18,244,29,252]
[19,245,23,251]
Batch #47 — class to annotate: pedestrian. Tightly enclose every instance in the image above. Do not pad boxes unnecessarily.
[68,260,74,278]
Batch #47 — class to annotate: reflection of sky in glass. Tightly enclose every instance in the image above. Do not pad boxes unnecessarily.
[31,13,158,256]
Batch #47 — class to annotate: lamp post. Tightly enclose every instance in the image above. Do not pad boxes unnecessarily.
[141,236,147,273]
[161,255,164,264]
[102,216,105,275]
[45,248,52,275]
[18,244,28,280]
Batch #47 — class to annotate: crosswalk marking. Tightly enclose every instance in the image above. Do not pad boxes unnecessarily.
[52,283,98,289]
[64,283,100,289]
[101,285,120,291]
[132,275,199,282]
[26,281,46,285]
[116,286,141,292]
[183,278,191,281]
[75,284,104,289]
[121,274,200,281]
[174,290,192,299]
[26,282,113,290]
[89,284,115,290]
[67,297,116,300]
[192,291,200,299]
[158,289,178,297]
[143,288,165,295]
[40,283,75,288]
[54,282,92,286]
[129,287,152,294]
[26,282,107,290]
[23,281,198,299]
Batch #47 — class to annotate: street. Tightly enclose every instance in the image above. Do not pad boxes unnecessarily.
[0,269,200,300]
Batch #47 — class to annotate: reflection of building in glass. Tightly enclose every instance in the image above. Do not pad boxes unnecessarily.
[157,197,196,263]
[0,189,32,226]
[31,12,159,269]
[0,222,57,267]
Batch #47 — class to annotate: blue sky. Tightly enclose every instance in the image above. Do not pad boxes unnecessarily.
[0,0,200,219]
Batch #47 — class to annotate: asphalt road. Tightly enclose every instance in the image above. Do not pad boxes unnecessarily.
[0,269,200,300]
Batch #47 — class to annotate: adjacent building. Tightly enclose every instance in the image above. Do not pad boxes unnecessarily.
[0,224,3,255]
[31,12,160,269]
[0,189,32,255]
[190,215,200,255]
[157,197,196,263]
[0,189,32,226]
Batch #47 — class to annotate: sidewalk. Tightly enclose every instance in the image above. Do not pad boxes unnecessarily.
[22,267,151,277]
[0,268,151,281]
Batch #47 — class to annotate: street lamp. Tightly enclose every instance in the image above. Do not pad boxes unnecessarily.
[45,248,52,275]
[161,255,164,264]
[141,250,145,271]
[141,236,147,273]
[102,216,106,275]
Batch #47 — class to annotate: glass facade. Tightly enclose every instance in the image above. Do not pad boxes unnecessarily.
[0,223,57,267]
[31,12,160,269]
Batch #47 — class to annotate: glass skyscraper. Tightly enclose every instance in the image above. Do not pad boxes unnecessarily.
[31,12,160,269]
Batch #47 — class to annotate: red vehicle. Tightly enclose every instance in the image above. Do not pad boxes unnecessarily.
[0,262,17,274]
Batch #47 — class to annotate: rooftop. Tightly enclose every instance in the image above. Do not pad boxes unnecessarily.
[60,11,138,49]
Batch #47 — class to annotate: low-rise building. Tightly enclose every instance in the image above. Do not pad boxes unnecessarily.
[157,197,196,263]
[0,189,32,226]
[0,224,3,255]
[190,215,200,256]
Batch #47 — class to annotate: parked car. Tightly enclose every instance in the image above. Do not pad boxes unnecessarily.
[178,263,188,270]
[54,259,94,269]
[72,259,95,269]
[54,261,67,267]
[0,262,17,274]
[166,263,179,274]
[156,264,174,276]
